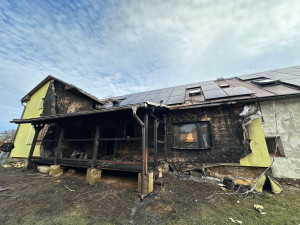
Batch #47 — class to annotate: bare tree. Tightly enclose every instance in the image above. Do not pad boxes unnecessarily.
[0,129,16,146]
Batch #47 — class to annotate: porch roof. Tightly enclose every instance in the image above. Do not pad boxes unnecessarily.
[11,102,167,124]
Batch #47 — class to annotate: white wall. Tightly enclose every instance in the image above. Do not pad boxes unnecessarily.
[260,97,300,179]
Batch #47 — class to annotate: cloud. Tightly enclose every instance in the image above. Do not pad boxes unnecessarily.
[0,0,300,131]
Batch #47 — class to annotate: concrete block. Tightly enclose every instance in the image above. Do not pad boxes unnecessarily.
[161,163,170,173]
[86,168,102,185]
[49,165,63,177]
[37,165,50,174]
[138,171,154,195]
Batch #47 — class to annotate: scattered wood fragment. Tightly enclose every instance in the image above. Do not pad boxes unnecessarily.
[64,185,75,192]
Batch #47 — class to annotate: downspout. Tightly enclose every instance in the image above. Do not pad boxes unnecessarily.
[14,102,27,141]
[132,105,145,201]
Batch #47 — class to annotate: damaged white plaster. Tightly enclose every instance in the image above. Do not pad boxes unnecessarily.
[259,98,300,179]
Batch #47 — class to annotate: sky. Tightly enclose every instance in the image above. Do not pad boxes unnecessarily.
[0,0,300,132]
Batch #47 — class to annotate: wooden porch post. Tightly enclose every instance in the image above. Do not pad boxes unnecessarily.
[144,112,148,174]
[28,124,44,162]
[154,119,159,173]
[163,113,167,161]
[91,124,100,168]
[54,123,64,165]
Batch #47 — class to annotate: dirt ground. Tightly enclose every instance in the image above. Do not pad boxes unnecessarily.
[0,166,300,225]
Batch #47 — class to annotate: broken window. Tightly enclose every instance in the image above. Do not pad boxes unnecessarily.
[173,122,212,149]
[38,97,44,109]
[265,137,284,157]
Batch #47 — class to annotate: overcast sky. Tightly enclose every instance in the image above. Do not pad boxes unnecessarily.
[1,0,300,132]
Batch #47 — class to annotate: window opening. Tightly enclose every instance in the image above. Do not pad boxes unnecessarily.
[173,122,212,149]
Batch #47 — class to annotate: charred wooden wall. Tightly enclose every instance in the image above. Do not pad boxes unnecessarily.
[54,81,95,114]
[165,104,251,163]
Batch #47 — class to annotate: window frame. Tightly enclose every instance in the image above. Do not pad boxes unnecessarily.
[38,97,45,110]
[172,121,213,150]
[265,137,285,157]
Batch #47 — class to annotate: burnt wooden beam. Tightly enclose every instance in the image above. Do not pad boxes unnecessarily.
[62,139,94,142]
[163,113,167,161]
[31,156,155,172]
[28,124,44,162]
[144,112,149,174]
[154,119,158,173]
[91,124,100,168]
[54,124,64,165]
[98,137,141,141]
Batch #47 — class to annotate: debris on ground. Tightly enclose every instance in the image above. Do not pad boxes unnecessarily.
[223,177,252,192]
[252,174,282,194]
[254,204,267,215]
[64,185,75,192]
[172,172,221,184]
[0,187,8,192]
[2,164,12,168]
[229,217,243,224]
[67,169,76,174]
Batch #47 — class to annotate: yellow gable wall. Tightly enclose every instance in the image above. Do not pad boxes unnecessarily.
[11,81,50,158]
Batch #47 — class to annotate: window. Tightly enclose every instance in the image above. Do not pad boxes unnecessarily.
[219,84,230,88]
[188,88,201,96]
[265,137,284,157]
[173,122,212,149]
[38,97,45,109]
[251,79,279,86]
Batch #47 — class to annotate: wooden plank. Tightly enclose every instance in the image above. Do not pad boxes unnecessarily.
[28,125,43,162]
[163,113,167,161]
[91,124,100,167]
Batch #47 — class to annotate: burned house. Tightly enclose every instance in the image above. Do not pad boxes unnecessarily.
[11,66,300,198]
[12,76,104,158]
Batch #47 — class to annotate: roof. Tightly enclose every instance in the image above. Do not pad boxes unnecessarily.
[21,75,104,104]
[109,65,300,108]
[11,102,167,124]
[11,65,300,124]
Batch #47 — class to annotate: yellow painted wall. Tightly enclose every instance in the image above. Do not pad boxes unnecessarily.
[11,81,50,158]
[240,118,271,167]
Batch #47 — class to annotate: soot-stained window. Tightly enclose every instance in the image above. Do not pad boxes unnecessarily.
[173,122,212,149]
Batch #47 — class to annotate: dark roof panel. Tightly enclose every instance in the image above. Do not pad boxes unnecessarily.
[166,95,185,105]
[281,79,300,87]
[201,84,221,91]
[223,87,255,97]
[171,89,186,97]
[186,82,200,89]
[203,89,228,100]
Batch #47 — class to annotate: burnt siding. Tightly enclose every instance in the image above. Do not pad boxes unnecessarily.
[165,105,250,163]
[55,81,95,114]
